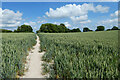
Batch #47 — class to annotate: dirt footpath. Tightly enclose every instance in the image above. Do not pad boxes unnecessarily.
[21,35,47,78]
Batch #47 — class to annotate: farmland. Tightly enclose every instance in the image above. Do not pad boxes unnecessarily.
[38,31,119,78]
[0,31,119,78]
[0,33,36,78]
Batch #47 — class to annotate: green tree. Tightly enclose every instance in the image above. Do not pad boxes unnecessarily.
[0,29,12,33]
[83,27,90,32]
[89,30,93,32]
[60,23,65,27]
[106,29,111,31]
[111,26,119,30]
[71,28,81,32]
[39,23,70,33]
[95,26,105,31]
[15,24,33,32]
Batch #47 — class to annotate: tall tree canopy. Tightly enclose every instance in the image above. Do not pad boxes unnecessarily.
[106,26,119,31]
[70,28,81,32]
[111,26,119,30]
[14,24,33,32]
[83,27,92,32]
[95,26,105,31]
[37,23,80,33]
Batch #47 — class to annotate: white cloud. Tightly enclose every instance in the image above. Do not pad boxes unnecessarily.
[0,8,2,25]
[110,10,118,17]
[97,18,118,29]
[33,27,37,30]
[95,5,109,13]
[53,21,71,27]
[64,22,71,27]
[101,18,118,24]
[37,20,47,24]
[37,17,47,24]
[0,8,22,28]
[79,20,91,24]
[70,15,88,22]
[46,3,109,24]
[24,21,37,26]
[53,22,60,25]
[97,10,118,28]
[46,4,109,19]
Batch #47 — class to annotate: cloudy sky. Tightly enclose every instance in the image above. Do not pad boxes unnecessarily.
[1,2,118,32]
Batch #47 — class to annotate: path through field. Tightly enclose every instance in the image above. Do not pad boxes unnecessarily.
[21,35,47,78]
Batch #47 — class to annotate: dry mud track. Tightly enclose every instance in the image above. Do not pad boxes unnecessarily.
[21,35,48,78]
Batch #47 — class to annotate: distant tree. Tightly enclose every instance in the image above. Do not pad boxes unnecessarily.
[65,28,70,33]
[76,28,81,32]
[37,23,82,33]
[95,26,105,31]
[0,29,12,33]
[106,26,119,31]
[60,23,65,27]
[36,30,40,33]
[15,24,33,32]
[38,23,70,33]
[111,26,119,30]
[89,30,93,32]
[106,29,111,31]
[71,28,81,32]
[83,27,90,32]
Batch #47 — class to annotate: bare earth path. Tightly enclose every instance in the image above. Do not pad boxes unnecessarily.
[21,35,47,78]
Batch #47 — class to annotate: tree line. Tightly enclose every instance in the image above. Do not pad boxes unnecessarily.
[36,23,119,33]
[0,24,33,33]
[0,23,119,33]
[0,29,13,33]
[36,23,81,33]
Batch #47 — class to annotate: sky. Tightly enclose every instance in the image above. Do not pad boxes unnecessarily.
[0,2,119,32]
[1,0,119,2]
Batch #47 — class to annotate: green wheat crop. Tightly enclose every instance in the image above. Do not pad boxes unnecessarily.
[0,33,36,78]
[38,31,119,78]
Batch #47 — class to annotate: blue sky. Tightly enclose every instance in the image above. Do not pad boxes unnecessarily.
[1,0,119,2]
[1,2,118,32]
